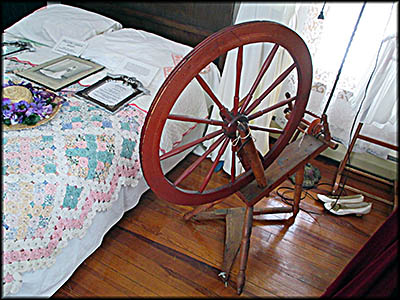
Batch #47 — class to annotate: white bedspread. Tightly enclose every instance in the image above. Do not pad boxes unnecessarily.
[2,27,220,297]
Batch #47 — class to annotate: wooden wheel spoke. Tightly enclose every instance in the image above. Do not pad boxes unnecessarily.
[199,137,230,192]
[233,45,243,114]
[195,74,228,112]
[141,21,312,206]
[167,114,225,126]
[173,135,226,187]
[240,44,279,114]
[247,96,296,121]
[245,63,296,115]
[248,124,284,135]
[160,129,224,161]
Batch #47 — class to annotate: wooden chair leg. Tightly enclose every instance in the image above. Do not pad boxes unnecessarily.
[236,206,254,295]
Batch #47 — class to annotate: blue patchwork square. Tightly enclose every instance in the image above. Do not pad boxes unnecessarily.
[63,185,83,209]
[44,164,57,174]
[121,138,136,159]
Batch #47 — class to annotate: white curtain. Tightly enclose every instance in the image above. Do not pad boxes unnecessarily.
[203,2,397,175]
[274,2,398,159]
[321,2,397,158]
[351,35,397,127]
[205,2,300,176]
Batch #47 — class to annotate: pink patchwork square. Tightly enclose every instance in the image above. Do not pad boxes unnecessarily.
[163,67,174,78]
[172,54,183,65]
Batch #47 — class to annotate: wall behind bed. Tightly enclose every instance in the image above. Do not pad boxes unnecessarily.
[62,1,238,70]
[2,1,47,30]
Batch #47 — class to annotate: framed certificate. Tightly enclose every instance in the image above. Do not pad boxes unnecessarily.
[17,55,104,91]
[76,74,149,113]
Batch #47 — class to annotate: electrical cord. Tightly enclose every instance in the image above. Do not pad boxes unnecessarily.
[272,182,334,225]
[272,181,349,224]
[275,182,336,209]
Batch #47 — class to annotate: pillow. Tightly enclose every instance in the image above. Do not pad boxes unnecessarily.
[4,4,122,47]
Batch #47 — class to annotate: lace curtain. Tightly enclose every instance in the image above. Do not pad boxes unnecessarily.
[275,2,398,160]
[203,2,397,176]
[205,2,299,176]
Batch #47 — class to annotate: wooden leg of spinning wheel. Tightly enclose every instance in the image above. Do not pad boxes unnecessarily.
[293,166,305,218]
[236,205,254,295]
[219,208,246,286]
[332,123,363,195]
[186,206,248,289]
[183,198,226,221]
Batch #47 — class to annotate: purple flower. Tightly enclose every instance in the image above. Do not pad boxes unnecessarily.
[2,98,12,109]
[42,104,53,115]
[25,102,38,117]
[15,100,30,113]
[33,98,47,109]
[3,108,14,119]
[27,102,49,118]
[3,81,60,126]
[3,80,13,88]
[2,97,11,105]
[37,90,51,99]
[2,98,15,119]
[32,95,42,103]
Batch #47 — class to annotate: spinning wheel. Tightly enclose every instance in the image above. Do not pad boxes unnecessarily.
[140,21,336,294]
[140,21,312,206]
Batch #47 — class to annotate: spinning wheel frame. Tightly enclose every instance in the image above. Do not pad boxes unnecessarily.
[140,21,313,206]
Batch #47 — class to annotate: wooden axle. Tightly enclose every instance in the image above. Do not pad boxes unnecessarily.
[284,112,337,150]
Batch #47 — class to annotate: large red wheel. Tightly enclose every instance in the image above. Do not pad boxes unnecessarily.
[140,21,312,206]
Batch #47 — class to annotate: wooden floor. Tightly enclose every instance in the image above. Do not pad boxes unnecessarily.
[53,152,394,297]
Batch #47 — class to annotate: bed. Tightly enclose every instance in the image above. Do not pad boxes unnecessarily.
[2,4,221,297]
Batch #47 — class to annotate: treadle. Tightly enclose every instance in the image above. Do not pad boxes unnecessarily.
[238,134,327,206]
[186,134,329,295]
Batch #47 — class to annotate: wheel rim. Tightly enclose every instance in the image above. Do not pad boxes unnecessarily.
[140,21,312,206]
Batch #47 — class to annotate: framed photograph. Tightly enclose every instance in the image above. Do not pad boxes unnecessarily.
[17,55,104,91]
[76,74,149,113]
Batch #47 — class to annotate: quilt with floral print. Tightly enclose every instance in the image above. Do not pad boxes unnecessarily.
[2,60,147,295]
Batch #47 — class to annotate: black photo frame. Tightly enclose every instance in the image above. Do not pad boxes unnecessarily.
[76,74,148,113]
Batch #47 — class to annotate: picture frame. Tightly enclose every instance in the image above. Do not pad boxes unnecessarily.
[17,55,104,91]
[76,74,149,113]
[2,41,33,56]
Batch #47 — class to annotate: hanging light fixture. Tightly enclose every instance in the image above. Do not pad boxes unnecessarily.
[317,2,326,20]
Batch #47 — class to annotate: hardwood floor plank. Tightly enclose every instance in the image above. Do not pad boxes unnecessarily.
[53,281,92,298]
[109,227,232,297]
[118,198,227,268]
[53,153,393,297]
[82,248,162,296]
[67,264,128,296]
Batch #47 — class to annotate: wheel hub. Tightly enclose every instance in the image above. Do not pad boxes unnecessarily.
[221,110,249,139]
